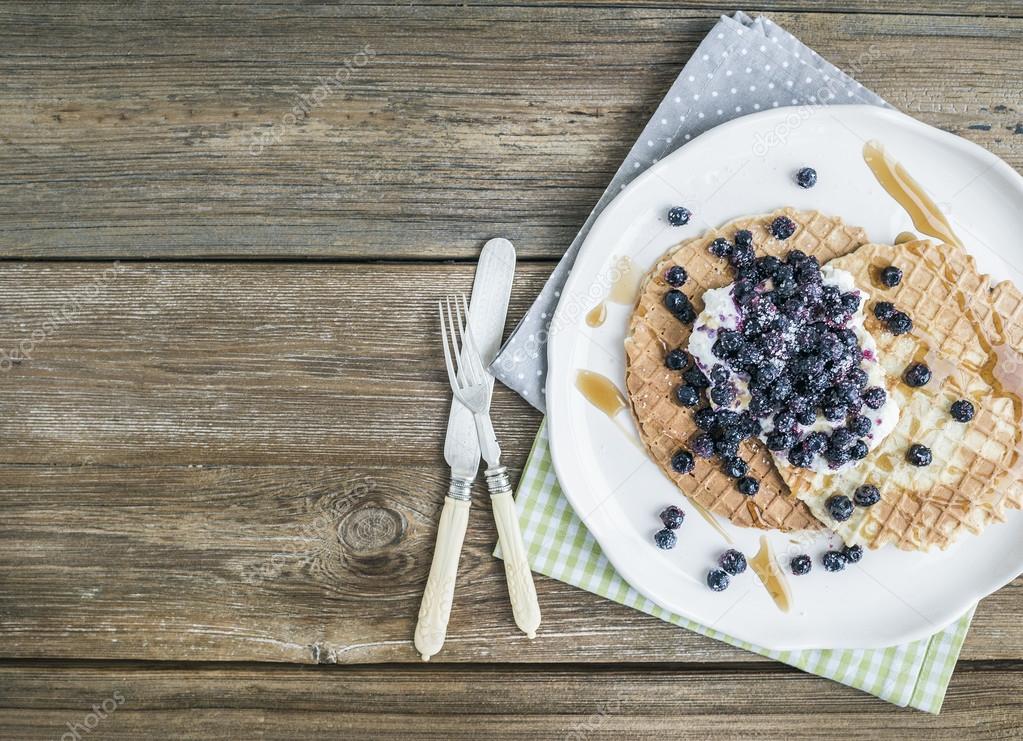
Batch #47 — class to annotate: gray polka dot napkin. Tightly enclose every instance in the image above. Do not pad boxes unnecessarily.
[490,11,888,411]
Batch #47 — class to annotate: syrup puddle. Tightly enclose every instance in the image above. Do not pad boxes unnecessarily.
[749,535,792,614]
[574,370,641,446]
[862,140,963,248]
[585,256,641,328]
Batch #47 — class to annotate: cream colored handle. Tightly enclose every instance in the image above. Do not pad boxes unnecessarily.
[414,496,471,661]
[491,490,541,639]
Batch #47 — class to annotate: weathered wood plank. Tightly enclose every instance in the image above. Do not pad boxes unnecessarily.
[0,3,1020,259]
[1,662,1021,739]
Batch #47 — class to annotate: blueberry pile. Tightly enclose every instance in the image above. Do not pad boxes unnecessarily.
[697,236,884,472]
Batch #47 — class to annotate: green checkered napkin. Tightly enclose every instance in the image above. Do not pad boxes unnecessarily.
[504,421,973,713]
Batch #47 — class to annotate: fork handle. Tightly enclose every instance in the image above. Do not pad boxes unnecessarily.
[486,466,541,639]
[414,492,471,661]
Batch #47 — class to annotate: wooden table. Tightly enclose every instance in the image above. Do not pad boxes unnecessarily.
[1,2,1021,738]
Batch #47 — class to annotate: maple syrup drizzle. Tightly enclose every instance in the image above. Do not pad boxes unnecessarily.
[894,231,917,245]
[574,370,642,446]
[745,499,767,529]
[585,302,607,327]
[749,535,792,613]
[862,141,963,248]
[583,257,642,330]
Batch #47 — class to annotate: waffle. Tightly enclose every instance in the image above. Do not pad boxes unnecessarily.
[780,238,1023,550]
[625,208,869,530]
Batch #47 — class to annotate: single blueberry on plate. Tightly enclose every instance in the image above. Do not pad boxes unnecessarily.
[665,265,688,286]
[708,237,733,258]
[659,505,685,529]
[719,549,748,575]
[674,384,700,407]
[770,215,797,240]
[667,206,692,226]
[906,443,932,467]
[671,449,695,474]
[842,544,864,563]
[653,528,677,549]
[854,484,881,507]
[880,265,903,287]
[665,348,688,370]
[862,386,887,410]
[795,166,817,189]
[822,550,847,572]
[722,456,749,479]
[790,554,812,575]
[734,229,753,248]
[691,433,715,458]
[707,568,731,592]
[950,399,975,422]
[887,310,913,335]
[826,494,854,522]
[903,362,931,387]
[737,476,759,497]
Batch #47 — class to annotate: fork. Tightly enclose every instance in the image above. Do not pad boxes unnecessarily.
[439,294,541,639]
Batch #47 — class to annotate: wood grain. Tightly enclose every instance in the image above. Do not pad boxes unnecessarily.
[0,3,1020,258]
[1,661,1021,739]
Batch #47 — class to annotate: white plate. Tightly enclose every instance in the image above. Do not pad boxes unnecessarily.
[546,105,1023,650]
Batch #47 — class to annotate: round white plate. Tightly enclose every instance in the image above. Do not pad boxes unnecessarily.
[546,105,1023,650]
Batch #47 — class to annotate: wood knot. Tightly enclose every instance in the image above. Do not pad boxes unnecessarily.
[339,506,404,552]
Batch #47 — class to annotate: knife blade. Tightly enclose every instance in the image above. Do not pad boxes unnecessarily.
[443,238,516,488]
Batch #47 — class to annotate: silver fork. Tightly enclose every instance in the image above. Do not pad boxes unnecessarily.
[439,294,541,639]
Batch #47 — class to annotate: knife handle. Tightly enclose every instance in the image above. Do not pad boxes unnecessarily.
[414,493,471,661]
[486,466,541,639]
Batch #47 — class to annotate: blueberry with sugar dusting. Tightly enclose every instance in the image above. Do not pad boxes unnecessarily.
[707,568,731,592]
[722,457,749,479]
[715,439,739,459]
[665,348,688,370]
[665,265,688,287]
[829,428,855,452]
[675,302,697,324]
[719,549,748,576]
[734,229,753,248]
[788,445,814,469]
[790,554,812,576]
[862,386,887,410]
[827,494,854,522]
[694,406,717,430]
[796,408,817,427]
[708,237,733,258]
[667,206,692,226]
[849,440,869,460]
[771,215,797,240]
[887,310,913,336]
[653,528,677,550]
[842,544,863,563]
[730,243,755,268]
[822,550,847,572]
[906,443,932,467]
[710,383,738,407]
[671,449,695,474]
[691,433,715,459]
[903,362,931,387]
[873,301,895,321]
[880,265,903,287]
[766,430,796,451]
[805,431,828,455]
[854,484,880,507]
[848,414,872,437]
[737,476,759,497]
[663,289,688,314]
[709,364,730,385]
[674,384,700,407]
[684,366,710,389]
[659,505,685,530]
[795,166,818,189]
[950,399,975,423]
[847,368,869,388]
[840,291,861,314]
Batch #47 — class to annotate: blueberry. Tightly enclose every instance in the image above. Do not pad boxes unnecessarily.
[795,167,818,189]
[822,550,848,572]
[827,494,854,522]
[825,446,852,467]
[667,206,692,226]
[722,457,749,479]
[823,403,847,422]
[663,290,688,314]
[788,445,814,469]
[715,439,740,459]
[854,484,880,507]
[730,244,755,268]
[734,229,753,248]
[713,331,743,359]
[766,430,795,451]
[654,528,678,549]
[674,384,700,407]
[770,215,797,240]
[862,386,887,410]
[709,364,730,385]
[684,366,710,389]
[847,367,868,388]
[659,505,685,529]
[906,444,932,467]
[847,415,871,437]
[887,311,913,336]
[849,440,869,460]
[707,568,731,592]
[710,384,737,407]
[665,265,688,286]
[796,408,817,427]
[675,303,697,324]
[671,449,695,474]
[950,399,975,422]
[873,301,895,321]
[756,255,783,281]
[790,554,812,575]
[840,291,861,314]
[773,409,796,430]
[691,433,715,458]
[665,348,688,370]
[880,265,903,287]
[737,476,759,497]
[786,249,808,264]
[719,549,748,575]
[903,362,931,387]
[708,237,733,258]
[842,544,864,563]
[805,431,828,454]
[694,406,717,430]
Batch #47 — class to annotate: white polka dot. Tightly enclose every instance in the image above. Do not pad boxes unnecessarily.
[666,137,672,143]
[688,75,695,82]
[730,87,737,94]
[786,80,793,87]
[716,109,723,115]
[679,115,686,122]
[764,64,771,71]
[540,388,545,394]
[772,37,779,43]
[674,96,681,103]
[809,96,817,103]
[768,82,775,89]
[749,85,756,91]
[740,49,747,55]
[554,291,560,297]
[697,112,704,118]
[745,67,752,73]
[726,70,733,76]
[759,45,766,52]
[782,61,789,68]
[805,77,813,84]
[693,93,700,100]
[536,369,542,376]
[652,157,658,163]
[791,98,798,104]
[721,51,729,58]
[523,389,529,396]
[633,162,641,168]
[795,52,801,58]
[846,91,854,97]
[684,134,691,140]
[701,54,709,61]
[735,106,742,112]
[717,32,724,39]
[772,101,779,107]
[711,91,718,97]
[541,312,547,318]
[737,29,744,35]
[518,373,524,379]
[753,103,760,110]
[707,72,714,78]
[647,140,654,147]
[823,75,831,81]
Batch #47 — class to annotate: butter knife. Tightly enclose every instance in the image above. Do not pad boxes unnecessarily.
[415,238,516,661]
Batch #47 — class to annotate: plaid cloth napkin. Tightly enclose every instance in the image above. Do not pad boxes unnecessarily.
[505,423,974,713]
